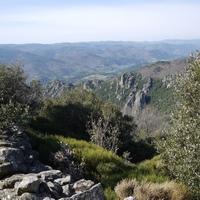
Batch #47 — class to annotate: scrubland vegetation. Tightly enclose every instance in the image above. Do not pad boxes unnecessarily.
[0,52,199,199]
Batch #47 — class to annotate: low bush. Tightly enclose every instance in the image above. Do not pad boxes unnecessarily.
[104,187,118,200]
[55,136,129,187]
[115,179,193,200]
[115,178,138,200]
[135,180,192,200]
[124,156,168,184]
[27,130,60,163]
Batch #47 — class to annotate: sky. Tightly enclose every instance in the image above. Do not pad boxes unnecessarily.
[0,0,200,44]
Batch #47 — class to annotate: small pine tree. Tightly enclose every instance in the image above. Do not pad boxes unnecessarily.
[158,52,200,198]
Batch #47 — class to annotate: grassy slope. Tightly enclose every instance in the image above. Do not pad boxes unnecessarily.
[27,130,169,199]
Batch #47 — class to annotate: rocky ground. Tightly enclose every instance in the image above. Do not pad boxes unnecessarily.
[0,130,105,200]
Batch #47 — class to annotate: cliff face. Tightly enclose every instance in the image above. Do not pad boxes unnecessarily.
[42,59,187,115]
[102,72,153,116]
[162,73,178,88]
[123,77,152,116]
[42,79,74,98]
[94,62,186,116]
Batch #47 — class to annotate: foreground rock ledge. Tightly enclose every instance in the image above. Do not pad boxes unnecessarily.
[0,130,105,200]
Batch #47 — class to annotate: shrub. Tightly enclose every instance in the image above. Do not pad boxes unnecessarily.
[49,142,83,180]
[125,156,168,183]
[114,178,138,200]
[35,88,102,138]
[115,179,192,200]
[87,116,120,154]
[27,130,60,163]
[55,136,128,187]
[0,100,30,131]
[104,187,118,200]
[135,180,192,200]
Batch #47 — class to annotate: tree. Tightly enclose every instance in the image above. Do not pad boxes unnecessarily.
[135,105,168,143]
[87,116,120,154]
[0,100,29,130]
[158,52,200,198]
[26,80,43,113]
[87,101,137,155]
[0,63,42,131]
[0,63,27,104]
[35,89,102,138]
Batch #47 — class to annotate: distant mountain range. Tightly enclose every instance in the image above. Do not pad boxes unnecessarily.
[0,39,199,83]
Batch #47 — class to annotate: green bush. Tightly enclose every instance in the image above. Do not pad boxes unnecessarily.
[33,89,102,139]
[27,130,60,163]
[124,156,168,184]
[55,136,128,186]
[55,136,171,200]
[104,187,118,200]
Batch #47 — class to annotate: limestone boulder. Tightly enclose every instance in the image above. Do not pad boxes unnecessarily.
[0,147,24,163]
[19,192,38,200]
[61,183,105,200]
[54,175,71,185]
[0,162,26,179]
[39,170,63,181]
[3,174,24,188]
[17,175,40,195]
[73,179,94,193]
[39,181,63,199]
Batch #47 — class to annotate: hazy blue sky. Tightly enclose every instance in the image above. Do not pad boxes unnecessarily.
[1,0,200,44]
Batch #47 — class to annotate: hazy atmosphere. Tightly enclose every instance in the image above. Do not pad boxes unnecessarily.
[1,0,200,44]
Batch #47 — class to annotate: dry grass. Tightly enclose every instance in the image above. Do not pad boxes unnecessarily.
[115,179,192,200]
[114,178,138,200]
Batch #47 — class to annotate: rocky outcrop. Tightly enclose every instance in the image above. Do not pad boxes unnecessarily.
[0,130,105,200]
[82,79,103,91]
[42,79,74,98]
[88,59,187,117]
[119,72,136,89]
[162,73,178,88]
[114,72,140,102]
[123,78,152,116]
[0,130,50,179]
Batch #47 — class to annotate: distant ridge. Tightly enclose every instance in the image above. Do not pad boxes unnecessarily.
[0,39,199,83]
